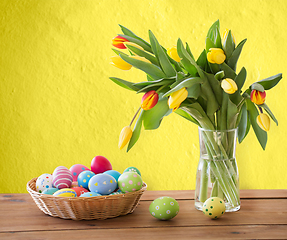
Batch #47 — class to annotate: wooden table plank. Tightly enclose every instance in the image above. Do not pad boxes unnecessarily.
[1,225,287,240]
[0,193,286,233]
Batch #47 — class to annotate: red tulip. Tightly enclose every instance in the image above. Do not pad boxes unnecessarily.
[112,35,128,49]
[141,90,159,110]
[250,90,266,105]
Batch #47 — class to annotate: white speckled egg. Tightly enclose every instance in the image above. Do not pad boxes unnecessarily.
[149,196,179,220]
[36,173,53,193]
[202,197,226,219]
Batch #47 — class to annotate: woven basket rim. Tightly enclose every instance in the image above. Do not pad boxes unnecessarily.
[27,177,147,200]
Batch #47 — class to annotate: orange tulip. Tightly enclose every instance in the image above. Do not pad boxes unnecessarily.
[112,35,128,49]
[250,90,266,105]
[141,91,159,110]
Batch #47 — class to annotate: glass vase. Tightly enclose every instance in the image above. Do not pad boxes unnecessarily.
[195,127,240,212]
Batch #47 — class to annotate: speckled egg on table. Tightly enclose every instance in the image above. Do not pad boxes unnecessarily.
[118,172,143,193]
[53,188,77,197]
[69,164,90,182]
[123,166,141,176]
[149,196,179,220]
[88,173,117,195]
[80,192,102,197]
[36,173,53,193]
[202,197,226,219]
[52,166,73,189]
[77,170,95,189]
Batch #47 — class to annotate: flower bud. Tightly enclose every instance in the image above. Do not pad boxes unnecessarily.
[256,113,270,132]
[167,46,181,62]
[168,88,188,110]
[118,126,133,150]
[250,90,266,105]
[110,56,132,70]
[221,78,238,94]
[141,90,159,110]
[207,48,226,64]
[112,35,128,49]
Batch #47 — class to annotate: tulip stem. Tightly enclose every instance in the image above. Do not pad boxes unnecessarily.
[129,107,142,127]
[156,84,168,93]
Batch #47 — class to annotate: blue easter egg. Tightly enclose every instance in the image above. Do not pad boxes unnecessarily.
[42,188,58,195]
[104,170,121,181]
[78,170,95,189]
[80,192,102,197]
[88,173,117,195]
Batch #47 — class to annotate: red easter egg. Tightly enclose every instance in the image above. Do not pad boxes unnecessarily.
[71,187,89,197]
[91,156,112,174]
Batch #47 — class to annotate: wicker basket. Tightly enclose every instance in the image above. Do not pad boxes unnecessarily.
[27,177,147,220]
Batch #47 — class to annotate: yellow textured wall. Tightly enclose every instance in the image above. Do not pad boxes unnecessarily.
[0,0,286,193]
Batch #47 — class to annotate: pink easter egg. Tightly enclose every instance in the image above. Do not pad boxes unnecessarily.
[91,156,112,174]
[71,187,89,197]
[69,164,90,181]
[52,166,73,189]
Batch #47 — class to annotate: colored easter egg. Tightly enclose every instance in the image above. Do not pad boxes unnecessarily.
[91,156,112,174]
[53,188,77,197]
[202,197,226,219]
[104,170,121,182]
[71,181,78,188]
[80,192,102,197]
[36,173,53,193]
[77,170,95,189]
[109,191,123,195]
[71,187,89,197]
[118,172,143,193]
[69,164,90,181]
[149,197,179,220]
[123,166,141,176]
[88,174,117,195]
[52,166,73,189]
[42,187,58,195]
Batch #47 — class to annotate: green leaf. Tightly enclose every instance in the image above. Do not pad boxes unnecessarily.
[148,31,177,78]
[227,39,247,71]
[186,42,195,60]
[246,98,267,150]
[118,34,152,53]
[120,54,165,80]
[206,20,220,42]
[175,108,200,125]
[127,109,144,152]
[196,49,208,69]
[221,63,237,79]
[133,78,173,88]
[119,25,151,48]
[206,37,220,73]
[109,77,139,91]
[142,97,172,130]
[125,45,158,65]
[251,83,265,92]
[112,48,129,56]
[223,30,235,60]
[162,77,203,97]
[256,73,282,90]
[136,79,174,93]
[177,39,199,76]
[205,72,223,104]
[187,83,201,99]
[235,67,247,91]
[259,103,278,125]
[215,27,223,49]
[238,102,250,143]
[215,71,225,80]
[227,96,239,129]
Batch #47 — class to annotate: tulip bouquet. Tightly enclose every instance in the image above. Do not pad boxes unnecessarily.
[109,20,282,209]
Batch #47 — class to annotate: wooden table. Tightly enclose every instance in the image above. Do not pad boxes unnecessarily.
[0,190,286,239]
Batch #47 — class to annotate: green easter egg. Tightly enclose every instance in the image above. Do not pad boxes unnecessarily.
[123,166,141,176]
[202,197,226,219]
[149,196,179,220]
[118,172,143,193]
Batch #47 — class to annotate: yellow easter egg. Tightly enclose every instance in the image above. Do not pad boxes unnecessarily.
[53,188,77,197]
[202,197,225,219]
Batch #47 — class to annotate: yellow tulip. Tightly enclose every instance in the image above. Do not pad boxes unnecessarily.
[222,29,236,45]
[221,78,238,94]
[168,88,188,110]
[167,46,181,62]
[110,56,132,70]
[118,126,133,150]
[207,48,226,64]
[256,113,270,132]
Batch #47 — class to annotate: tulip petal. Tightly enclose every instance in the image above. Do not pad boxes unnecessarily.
[256,113,270,132]
[118,126,133,149]
[110,56,132,70]
[168,88,188,109]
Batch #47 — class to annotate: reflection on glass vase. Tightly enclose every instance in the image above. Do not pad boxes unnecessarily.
[195,127,240,212]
